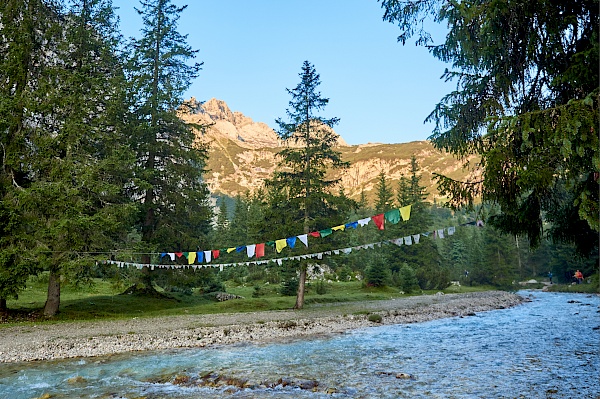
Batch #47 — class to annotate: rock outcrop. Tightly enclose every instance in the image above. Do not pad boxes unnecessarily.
[179,98,477,202]
[181,97,347,149]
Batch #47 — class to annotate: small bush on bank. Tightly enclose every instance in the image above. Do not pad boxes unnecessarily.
[314,280,328,295]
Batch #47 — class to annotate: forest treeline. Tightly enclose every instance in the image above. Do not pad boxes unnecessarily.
[1,0,597,316]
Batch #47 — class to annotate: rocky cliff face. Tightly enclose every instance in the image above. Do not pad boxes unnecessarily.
[180,98,475,203]
[181,97,348,149]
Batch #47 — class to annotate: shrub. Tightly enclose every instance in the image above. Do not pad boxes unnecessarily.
[279,277,299,296]
[398,263,419,293]
[315,280,328,295]
[365,253,389,287]
[252,285,263,298]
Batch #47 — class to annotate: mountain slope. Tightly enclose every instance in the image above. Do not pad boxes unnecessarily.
[180,98,475,203]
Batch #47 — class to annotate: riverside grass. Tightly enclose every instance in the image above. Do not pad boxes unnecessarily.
[3,276,496,325]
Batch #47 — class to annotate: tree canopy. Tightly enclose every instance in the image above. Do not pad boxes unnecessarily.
[127,0,212,254]
[268,60,350,309]
[380,0,599,255]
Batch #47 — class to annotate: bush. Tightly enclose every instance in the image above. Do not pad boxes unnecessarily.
[246,269,266,283]
[365,253,389,287]
[314,280,327,295]
[397,264,419,293]
[201,278,225,294]
[337,265,353,281]
[252,285,263,298]
[416,266,450,290]
[368,314,382,323]
[279,277,299,296]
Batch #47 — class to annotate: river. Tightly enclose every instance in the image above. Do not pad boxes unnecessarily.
[1,290,598,398]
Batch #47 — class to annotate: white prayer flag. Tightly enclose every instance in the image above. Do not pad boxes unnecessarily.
[358,217,371,227]
[246,244,256,258]
[298,234,309,247]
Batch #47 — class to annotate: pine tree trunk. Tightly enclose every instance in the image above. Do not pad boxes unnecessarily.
[0,298,6,313]
[43,269,61,317]
[294,263,306,310]
[294,207,310,310]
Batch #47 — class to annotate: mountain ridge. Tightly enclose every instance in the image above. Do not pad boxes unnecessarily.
[180,98,475,203]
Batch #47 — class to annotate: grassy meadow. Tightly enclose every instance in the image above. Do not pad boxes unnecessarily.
[3,275,493,325]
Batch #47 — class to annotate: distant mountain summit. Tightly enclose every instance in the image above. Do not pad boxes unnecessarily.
[181,97,348,149]
[180,98,476,203]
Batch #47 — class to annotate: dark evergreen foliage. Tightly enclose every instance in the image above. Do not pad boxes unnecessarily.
[126,0,212,254]
[1,0,136,315]
[266,61,350,309]
[381,0,599,256]
[0,0,63,311]
[365,252,389,287]
[374,171,395,212]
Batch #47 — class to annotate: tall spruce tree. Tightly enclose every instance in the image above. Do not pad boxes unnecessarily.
[268,61,349,309]
[1,0,134,316]
[374,171,395,212]
[389,156,443,289]
[0,0,62,311]
[127,0,212,268]
[380,0,599,257]
[29,0,134,316]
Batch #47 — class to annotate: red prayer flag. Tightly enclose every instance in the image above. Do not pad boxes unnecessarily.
[372,213,385,230]
[212,249,220,259]
[309,231,321,237]
[174,252,184,258]
[256,243,265,258]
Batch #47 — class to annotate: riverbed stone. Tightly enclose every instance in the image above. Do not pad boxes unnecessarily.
[0,291,523,363]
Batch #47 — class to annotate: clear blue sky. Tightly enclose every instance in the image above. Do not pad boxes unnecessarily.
[112,0,453,145]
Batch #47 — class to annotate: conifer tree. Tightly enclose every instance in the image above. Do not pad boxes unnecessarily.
[357,188,369,212]
[268,61,349,309]
[214,198,230,237]
[365,252,389,287]
[388,156,443,289]
[406,155,430,228]
[229,194,250,246]
[396,175,410,208]
[35,0,135,316]
[1,0,135,316]
[374,171,395,213]
[127,0,212,265]
[381,0,599,255]
[0,0,61,311]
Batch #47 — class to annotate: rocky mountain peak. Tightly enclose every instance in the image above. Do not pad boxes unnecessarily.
[181,97,347,149]
[179,98,475,203]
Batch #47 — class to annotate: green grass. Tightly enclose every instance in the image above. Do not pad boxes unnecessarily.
[547,283,598,294]
[442,284,499,294]
[2,277,497,326]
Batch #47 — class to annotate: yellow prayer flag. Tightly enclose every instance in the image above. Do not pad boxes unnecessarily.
[188,252,196,264]
[227,247,236,253]
[332,225,346,231]
[275,239,287,253]
[400,205,412,221]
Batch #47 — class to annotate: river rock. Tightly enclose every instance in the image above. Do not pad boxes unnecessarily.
[67,375,87,384]
[297,379,319,390]
[214,292,244,301]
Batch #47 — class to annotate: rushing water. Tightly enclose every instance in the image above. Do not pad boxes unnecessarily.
[1,291,598,399]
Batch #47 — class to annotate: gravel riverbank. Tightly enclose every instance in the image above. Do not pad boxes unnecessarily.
[0,291,523,363]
